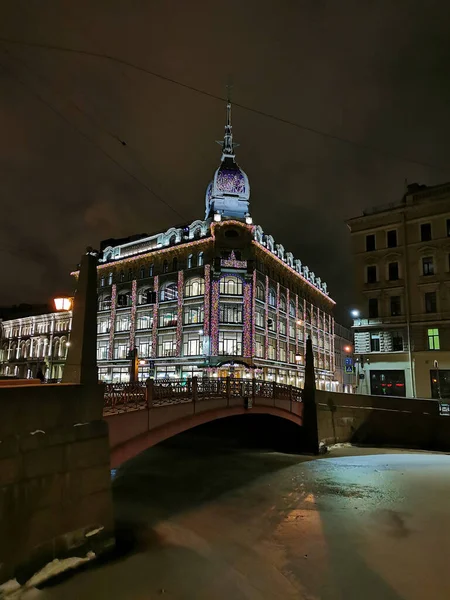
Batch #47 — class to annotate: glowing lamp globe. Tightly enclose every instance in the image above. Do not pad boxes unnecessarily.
[54,297,72,311]
[344,345,352,353]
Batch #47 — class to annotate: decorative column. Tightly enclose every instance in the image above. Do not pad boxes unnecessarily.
[204,265,211,337]
[251,270,257,357]
[276,283,280,361]
[129,279,137,351]
[176,271,184,355]
[243,281,252,357]
[107,284,117,360]
[295,293,299,358]
[211,279,220,356]
[264,275,269,359]
[286,288,290,363]
[151,275,159,358]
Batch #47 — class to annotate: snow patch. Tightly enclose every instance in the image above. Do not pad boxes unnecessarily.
[0,578,21,597]
[85,526,104,538]
[73,423,89,427]
[30,430,45,436]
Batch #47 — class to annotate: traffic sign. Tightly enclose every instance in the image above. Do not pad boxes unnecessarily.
[345,365,353,373]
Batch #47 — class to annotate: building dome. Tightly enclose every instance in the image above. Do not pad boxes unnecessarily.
[205,103,251,220]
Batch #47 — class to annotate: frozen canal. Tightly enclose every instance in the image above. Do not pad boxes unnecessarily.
[35,440,450,599]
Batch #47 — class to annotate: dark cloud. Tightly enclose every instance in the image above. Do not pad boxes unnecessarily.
[1,0,450,321]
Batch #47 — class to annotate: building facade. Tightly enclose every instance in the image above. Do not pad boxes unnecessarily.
[347,181,450,399]
[0,310,71,380]
[93,103,336,386]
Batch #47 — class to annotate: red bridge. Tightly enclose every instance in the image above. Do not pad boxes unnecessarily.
[104,378,304,467]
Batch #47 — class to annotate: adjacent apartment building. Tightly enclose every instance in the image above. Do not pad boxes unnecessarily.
[347,181,450,399]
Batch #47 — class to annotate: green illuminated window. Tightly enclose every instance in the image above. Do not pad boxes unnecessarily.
[428,328,440,350]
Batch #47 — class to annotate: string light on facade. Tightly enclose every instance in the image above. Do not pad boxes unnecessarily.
[129,279,137,351]
[151,276,159,358]
[243,282,252,357]
[108,284,117,360]
[176,271,184,355]
[211,280,220,355]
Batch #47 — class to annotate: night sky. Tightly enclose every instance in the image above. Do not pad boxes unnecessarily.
[1,1,450,322]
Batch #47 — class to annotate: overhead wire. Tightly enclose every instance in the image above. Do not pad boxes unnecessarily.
[0,36,448,173]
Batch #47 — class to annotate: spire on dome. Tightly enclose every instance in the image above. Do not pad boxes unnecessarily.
[222,102,234,158]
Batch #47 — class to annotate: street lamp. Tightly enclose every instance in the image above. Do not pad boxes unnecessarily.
[54,297,72,311]
[350,309,360,318]
[344,345,352,353]
[295,353,302,363]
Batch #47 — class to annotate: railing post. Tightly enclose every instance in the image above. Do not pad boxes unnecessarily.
[272,381,277,405]
[192,376,198,409]
[252,378,256,403]
[226,376,231,407]
[146,378,154,408]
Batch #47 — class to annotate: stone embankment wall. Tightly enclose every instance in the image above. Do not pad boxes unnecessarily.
[0,383,114,584]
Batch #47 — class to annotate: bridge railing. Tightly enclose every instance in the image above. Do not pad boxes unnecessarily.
[103,377,303,414]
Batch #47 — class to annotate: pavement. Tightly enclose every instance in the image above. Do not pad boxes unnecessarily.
[32,442,450,599]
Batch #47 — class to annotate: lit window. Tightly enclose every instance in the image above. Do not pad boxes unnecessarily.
[370,333,380,352]
[219,276,243,296]
[183,332,203,356]
[428,328,440,350]
[198,252,204,267]
[219,304,243,324]
[185,277,205,297]
[268,287,276,306]
[218,331,242,355]
[160,283,178,301]
[256,283,265,301]
[184,305,204,325]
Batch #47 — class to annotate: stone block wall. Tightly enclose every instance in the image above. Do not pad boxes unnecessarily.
[316,390,450,451]
[0,384,114,584]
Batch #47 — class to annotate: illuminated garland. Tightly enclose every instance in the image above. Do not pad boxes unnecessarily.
[151,276,159,358]
[129,279,137,351]
[243,282,252,357]
[295,293,299,360]
[210,280,220,355]
[286,288,290,362]
[276,282,280,361]
[108,284,117,360]
[264,275,269,359]
[251,270,257,358]
[253,240,334,304]
[221,250,247,269]
[176,271,184,355]
[204,265,211,340]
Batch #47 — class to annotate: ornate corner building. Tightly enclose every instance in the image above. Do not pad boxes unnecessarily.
[94,103,336,386]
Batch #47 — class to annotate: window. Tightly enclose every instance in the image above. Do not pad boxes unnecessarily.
[100,276,105,287]
[157,333,176,357]
[127,269,133,281]
[98,295,111,311]
[183,332,203,356]
[390,296,401,316]
[160,282,178,301]
[367,265,377,284]
[139,267,145,279]
[268,337,276,359]
[256,283,265,301]
[268,315,275,331]
[392,331,404,352]
[255,334,264,358]
[117,292,131,307]
[138,288,155,305]
[447,219,450,237]
[421,223,432,241]
[184,305,204,325]
[387,230,397,248]
[136,336,152,358]
[279,342,287,362]
[218,331,242,355]
[115,314,131,332]
[289,300,295,317]
[108,272,113,285]
[159,309,178,327]
[113,340,129,360]
[149,264,154,277]
[120,271,125,282]
[268,287,276,306]
[97,318,110,334]
[366,234,376,251]
[219,276,243,295]
[185,277,205,297]
[388,262,399,281]
[187,254,193,268]
[136,312,153,330]
[422,257,434,276]
[279,319,287,336]
[279,294,287,312]
[370,370,406,397]
[428,328,440,350]
[97,340,109,360]
[198,252,204,267]
[425,291,437,313]
[172,258,178,272]
[220,304,243,324]
[255,308,265,328]
[370,333,380,352]
[162,261,169,274]
[368,298,379,318]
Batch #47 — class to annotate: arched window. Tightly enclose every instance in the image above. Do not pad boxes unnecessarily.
[117,292,131,307]
[59,338,67,358]
[172,257,178,272]
[198,252,204,267]
[280,294,287,312]
[20,341,26,358]
[138,287,154,305]
[219,276,243,296]
[98,295,111,311]
[160,282,178,302]
[149,264,154,277]
[187,254,193,269]
[108,272,113,285]
[127,269,133,281]
[185,277,205,297]
[162,260,169,274]
[120,271,125,282]
[139,267,145,279]
[289,300,296,317]
[256,283,265,301]
[100,276,105,287]
[53,339,60,358]
[268,287,276,306]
